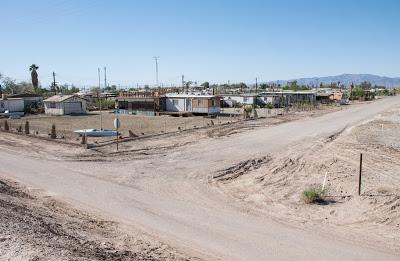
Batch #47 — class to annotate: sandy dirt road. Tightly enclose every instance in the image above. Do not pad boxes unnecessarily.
[1,97,400,260]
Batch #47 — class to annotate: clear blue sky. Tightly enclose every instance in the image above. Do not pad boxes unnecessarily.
[1,0,400,88]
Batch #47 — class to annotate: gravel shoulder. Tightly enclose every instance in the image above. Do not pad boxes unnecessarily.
[0,178,201,260]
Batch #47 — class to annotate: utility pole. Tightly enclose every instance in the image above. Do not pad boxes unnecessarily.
[255,77,258,94]
[104,67,107,90]
[52,72,57,95]
[98,68,101,89]
[154,56,160,87]
[182,74,185,93]
[98,67,103,130]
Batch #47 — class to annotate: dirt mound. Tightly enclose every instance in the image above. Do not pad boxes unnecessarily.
[213,156,272,182]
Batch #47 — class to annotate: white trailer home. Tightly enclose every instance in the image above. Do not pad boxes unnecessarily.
[258,91,317,107]
[8,93,43,107]
[165,94,220,115]
[44,95,87,115]
[0,97,24,113]
[221,94,257,107]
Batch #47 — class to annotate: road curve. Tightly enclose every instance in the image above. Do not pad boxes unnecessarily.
[1,96,399,260]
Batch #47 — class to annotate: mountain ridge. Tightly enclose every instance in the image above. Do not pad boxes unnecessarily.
[269,74,400,88]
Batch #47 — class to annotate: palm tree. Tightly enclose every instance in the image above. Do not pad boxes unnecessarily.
[29,64,39,93]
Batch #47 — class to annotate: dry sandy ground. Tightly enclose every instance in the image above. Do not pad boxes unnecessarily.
[0,111,236,143]
[0,178,200,260]
[0,104,340,145]
[0,97,399,260]
[213,105,400,251]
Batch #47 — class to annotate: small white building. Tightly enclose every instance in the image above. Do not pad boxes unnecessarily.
[0,97,24,113]
[44,95,87,115]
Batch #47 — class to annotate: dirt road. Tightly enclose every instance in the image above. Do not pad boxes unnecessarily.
[1,97,400,260]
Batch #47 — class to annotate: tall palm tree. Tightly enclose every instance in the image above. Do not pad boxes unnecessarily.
[29,64,39,93]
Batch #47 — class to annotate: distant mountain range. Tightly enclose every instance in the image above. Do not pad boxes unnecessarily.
[269,74,400,88]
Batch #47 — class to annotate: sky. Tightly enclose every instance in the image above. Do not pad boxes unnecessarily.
[1,0,400,88]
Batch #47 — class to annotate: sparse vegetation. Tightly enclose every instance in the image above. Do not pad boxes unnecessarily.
[302,186,325,204]
[50,124,57,139]
[4,120,9,132]
[25,121,30,135]
[95,100,115,110]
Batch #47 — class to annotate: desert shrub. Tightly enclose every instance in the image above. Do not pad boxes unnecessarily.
[24,121,30,135]
[4,120,9,131]
[243,105,253,113]
[303,187,325,204]
[50,123,56,139]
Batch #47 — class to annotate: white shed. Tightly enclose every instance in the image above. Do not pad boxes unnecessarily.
[44,95,87,115]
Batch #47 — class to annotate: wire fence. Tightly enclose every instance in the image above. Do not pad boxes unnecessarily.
[0,103,338,145]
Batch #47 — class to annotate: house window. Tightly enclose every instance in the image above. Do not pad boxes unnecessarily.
[172,99,179,105]
[197,99,203,107]
[211,99,216,107]
[243,97,248,102]
[48,103,56,109]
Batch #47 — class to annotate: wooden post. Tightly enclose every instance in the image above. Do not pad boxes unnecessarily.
[358,153,363,196]
[116,128,119,151]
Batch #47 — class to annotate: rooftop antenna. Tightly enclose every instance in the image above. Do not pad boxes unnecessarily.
[153,56,160,87]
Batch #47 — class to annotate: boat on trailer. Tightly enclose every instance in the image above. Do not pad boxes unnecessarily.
[74,128,119,137]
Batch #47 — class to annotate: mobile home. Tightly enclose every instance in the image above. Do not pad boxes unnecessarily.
[165,94,220,115]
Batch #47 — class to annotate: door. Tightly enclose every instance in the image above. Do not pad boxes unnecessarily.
[64,102,82,115]
[186,98,192,112]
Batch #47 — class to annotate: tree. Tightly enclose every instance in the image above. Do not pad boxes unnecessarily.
[29,64,39,93]
[359,81,372,90]
[200,82,210,89]
[288,80,298,88]
[185,81,193,93]
[104,84,117,92]
[69,85,80,94]
[238,82,247,92]
[2,78,34,94]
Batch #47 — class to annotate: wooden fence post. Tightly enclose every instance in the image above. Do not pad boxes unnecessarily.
[358,153,363,196]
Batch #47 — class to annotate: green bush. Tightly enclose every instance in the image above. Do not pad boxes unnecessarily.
[302,187,325,204]
[96,100,115,110]
[266,103,274,109]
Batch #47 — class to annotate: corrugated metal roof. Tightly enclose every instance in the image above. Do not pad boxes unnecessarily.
[43,95,77,102]
[8,93,42,98]
[165,93,217,98]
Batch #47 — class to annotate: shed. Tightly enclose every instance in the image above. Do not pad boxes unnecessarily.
[44,95,87,115]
